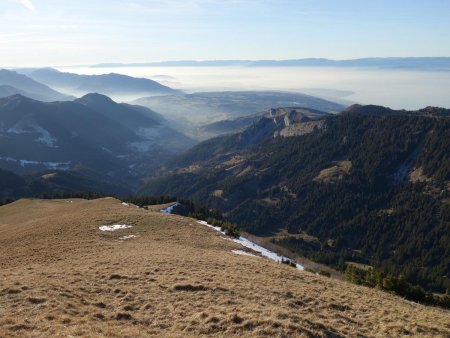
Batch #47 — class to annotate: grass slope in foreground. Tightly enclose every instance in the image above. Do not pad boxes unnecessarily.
[0,198,449,338]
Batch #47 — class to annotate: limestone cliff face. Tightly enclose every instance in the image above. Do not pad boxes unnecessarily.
[278,120,326,137]
[265,108,327,138]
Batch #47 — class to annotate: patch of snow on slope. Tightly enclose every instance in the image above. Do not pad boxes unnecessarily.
[0,157,71,170]
[99,224,132,231]
[7,122,58,147]
[0,156,17,162]
[7,125,29,134]
[160,203,180,214]
[119,235,137,240]
[101,146,113,153]
[34,125,58,147]
[197,220,304,270]
[19,159,70,170]
[0,156,72,170]
[122,202,129,206]
[198,220,226,234]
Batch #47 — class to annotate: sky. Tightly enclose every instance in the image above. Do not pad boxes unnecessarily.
[0,0,449,67]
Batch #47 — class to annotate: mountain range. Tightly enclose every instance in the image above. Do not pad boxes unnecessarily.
[92,57,450,69]
[0,69,73,102]
[0,94,195,182]
[19,68,179,101]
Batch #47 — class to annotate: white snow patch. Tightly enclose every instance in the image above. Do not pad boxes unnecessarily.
[233,237,304,270]
[119,235,137,240]
[7,125,28,134]
[35,125,58,147]
[198,220,304,270]
[24,160,70,170]
[99,224,132,231]
[232,249,257,257]
[160,203,180,214]
[7,122,58,147]
[122,202,129,206]
[0,156,17,162]
[19,159,39,166]
[0,156,71,170]
[101,146,113,153]
[198,220,226,235]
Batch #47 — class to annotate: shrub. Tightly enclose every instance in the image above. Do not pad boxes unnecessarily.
[319,269,331,277]
[281,258,297,268]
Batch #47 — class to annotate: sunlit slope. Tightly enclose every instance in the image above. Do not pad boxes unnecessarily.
[0,198,449,337]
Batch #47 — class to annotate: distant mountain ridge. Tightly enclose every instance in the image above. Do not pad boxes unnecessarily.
[23,68,180,101]
[92,57,450,69]
[0,69,72,101]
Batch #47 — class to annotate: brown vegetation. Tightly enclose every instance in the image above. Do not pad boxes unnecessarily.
[313,160,352,184]
[0,198,449,337]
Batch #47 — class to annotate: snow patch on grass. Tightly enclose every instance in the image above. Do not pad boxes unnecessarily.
[198,220,226,235]
[160,203,179,214]
[198,220,304,270]
[119,235,137,240]
[99,224,132,231]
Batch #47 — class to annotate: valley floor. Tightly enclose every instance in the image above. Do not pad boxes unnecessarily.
[0,198,449,337]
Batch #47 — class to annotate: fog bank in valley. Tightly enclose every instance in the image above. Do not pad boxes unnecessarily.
[58,66,450,109]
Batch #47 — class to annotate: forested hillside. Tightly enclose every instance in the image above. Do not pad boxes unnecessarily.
[142,106,450,292]
[0,168,131,203]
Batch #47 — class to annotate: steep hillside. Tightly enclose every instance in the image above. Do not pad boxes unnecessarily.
[0,69,72,102]
[0,94,195,179]
[199,113,263,136]
[0,198,449,337]
[75,93,195,153]
[141,106,450,292]
[26,68,179,101]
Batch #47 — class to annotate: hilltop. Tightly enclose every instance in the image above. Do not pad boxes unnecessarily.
[0,198,449,337]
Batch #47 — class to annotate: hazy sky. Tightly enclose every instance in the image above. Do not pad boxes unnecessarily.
[1,0,449,66]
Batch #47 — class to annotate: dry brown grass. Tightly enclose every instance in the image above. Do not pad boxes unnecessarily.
[313,160,352,184]
[0,198,449,337]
